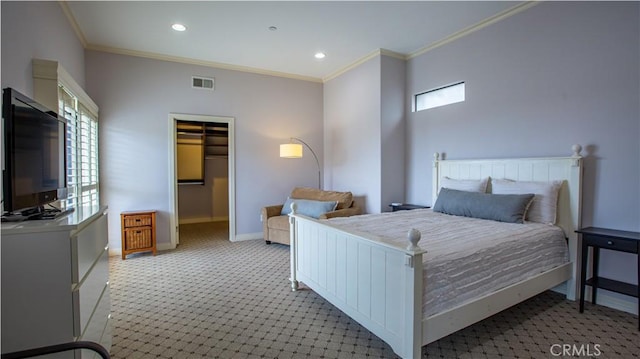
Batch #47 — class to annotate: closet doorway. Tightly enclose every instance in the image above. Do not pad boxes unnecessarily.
[168,113,235,247]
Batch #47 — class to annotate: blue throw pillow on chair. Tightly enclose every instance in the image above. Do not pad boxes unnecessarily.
[281,198,338,219]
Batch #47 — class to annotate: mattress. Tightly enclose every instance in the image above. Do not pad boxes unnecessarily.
[327,209,569,318]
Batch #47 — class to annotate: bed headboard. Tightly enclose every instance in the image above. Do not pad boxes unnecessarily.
[432,145,583,242]
[432,145,584,300]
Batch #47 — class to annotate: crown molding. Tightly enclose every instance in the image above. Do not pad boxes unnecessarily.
[86,44,323,83]
[58,0,87,48]
[407,1,540,59]
[379,49,407,60]
[323,48,406,83]
[59,0,537,85]
[323,2,538,83]
[58,0,321,82]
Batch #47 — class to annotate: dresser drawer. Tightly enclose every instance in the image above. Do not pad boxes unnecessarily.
[73,250,109,337]
[79,284,111,358]
[584,235,638,253]
[73,213,108,283]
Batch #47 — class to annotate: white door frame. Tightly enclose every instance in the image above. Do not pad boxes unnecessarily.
[168,113,236,247]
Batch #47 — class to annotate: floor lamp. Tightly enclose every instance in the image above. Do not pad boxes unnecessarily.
[280,137,321,189]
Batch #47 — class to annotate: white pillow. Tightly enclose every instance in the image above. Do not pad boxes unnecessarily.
[491,179,562,225]
[440,177,489,193]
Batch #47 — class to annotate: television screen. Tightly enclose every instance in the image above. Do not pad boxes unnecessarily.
[2,88,66,214]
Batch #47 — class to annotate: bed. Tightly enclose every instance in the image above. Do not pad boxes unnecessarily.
[287,146,583,359]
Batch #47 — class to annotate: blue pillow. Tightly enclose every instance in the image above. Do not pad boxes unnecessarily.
[433,188,534,224]
[281,198,338,219]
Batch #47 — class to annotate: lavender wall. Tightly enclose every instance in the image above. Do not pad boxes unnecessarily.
[84,51,323,250]
[406,2,639,309]
[1,1,85,211]
[1,1,85,100]
[2,0,638,314]
[324,54,407,213]
[380,55,407,212]
[324,57,382,213]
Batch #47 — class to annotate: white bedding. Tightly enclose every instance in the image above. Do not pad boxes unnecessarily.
[327,209,569,318]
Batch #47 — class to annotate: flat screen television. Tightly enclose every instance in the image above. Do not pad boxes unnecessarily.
[2,87,67,215]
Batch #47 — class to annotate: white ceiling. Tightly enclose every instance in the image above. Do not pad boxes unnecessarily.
[64,1,526,82]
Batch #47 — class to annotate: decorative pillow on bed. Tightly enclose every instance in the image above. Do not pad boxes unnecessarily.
[433,188,534,224]
[440,177,489,193]
[280,197,338,219]
[491,179,562,225]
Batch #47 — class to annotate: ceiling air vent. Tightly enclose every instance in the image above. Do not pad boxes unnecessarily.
[192,76,214,90]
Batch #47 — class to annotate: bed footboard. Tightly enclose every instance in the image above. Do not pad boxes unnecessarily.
[289,211,425,359]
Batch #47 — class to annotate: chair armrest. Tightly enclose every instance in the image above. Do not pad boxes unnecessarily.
[319,206,361,219]
[262,204,284,243]
[261,205,284,221]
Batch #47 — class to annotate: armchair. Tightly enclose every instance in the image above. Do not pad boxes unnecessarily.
[261,187,361,245]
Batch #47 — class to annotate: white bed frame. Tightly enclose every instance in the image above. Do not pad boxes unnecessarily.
[288,145,583,359]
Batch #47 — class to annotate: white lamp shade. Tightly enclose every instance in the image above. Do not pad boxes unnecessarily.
[280,143,303,158]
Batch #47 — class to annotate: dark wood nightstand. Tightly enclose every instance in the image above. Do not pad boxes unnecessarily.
[389,203,430,212]
[576,226,639,330]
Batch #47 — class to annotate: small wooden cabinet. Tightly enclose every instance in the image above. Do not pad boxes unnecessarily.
[121,210,156,259]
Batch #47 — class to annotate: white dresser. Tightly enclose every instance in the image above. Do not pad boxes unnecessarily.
[1,205,111,358]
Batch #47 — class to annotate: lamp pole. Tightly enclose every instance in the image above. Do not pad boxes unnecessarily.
[291,137,321,189]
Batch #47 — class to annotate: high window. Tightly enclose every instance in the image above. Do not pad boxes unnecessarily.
[414,82,465,112]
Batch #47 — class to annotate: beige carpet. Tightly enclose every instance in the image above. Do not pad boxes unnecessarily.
[108,222,639,358]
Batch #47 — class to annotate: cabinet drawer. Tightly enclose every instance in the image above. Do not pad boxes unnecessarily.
[124,227,153,250]
[73,213,108,283]
[123,214,152,228]
[74,250,109,337]
[79,284,111,359]
[585,235,638,253]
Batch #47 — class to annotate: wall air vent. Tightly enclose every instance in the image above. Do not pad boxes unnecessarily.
[192,76,214,90]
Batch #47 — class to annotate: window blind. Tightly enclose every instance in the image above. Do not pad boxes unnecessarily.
[58,85,99,209]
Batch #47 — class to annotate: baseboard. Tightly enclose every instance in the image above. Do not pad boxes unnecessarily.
[550,281,567,295]
[108,243,175,257]
[157,242,176,251]
[109,232,259,256]
[554,282,637,315]
[178,216,229,224]
[582,287,638,315]
[108,247,121,257]
[233,232,263,242]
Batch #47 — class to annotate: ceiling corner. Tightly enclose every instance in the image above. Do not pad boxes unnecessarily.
[58,0,88,48]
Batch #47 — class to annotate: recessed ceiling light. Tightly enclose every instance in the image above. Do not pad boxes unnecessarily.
[172,23,187,32]
[314,52,326,59]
